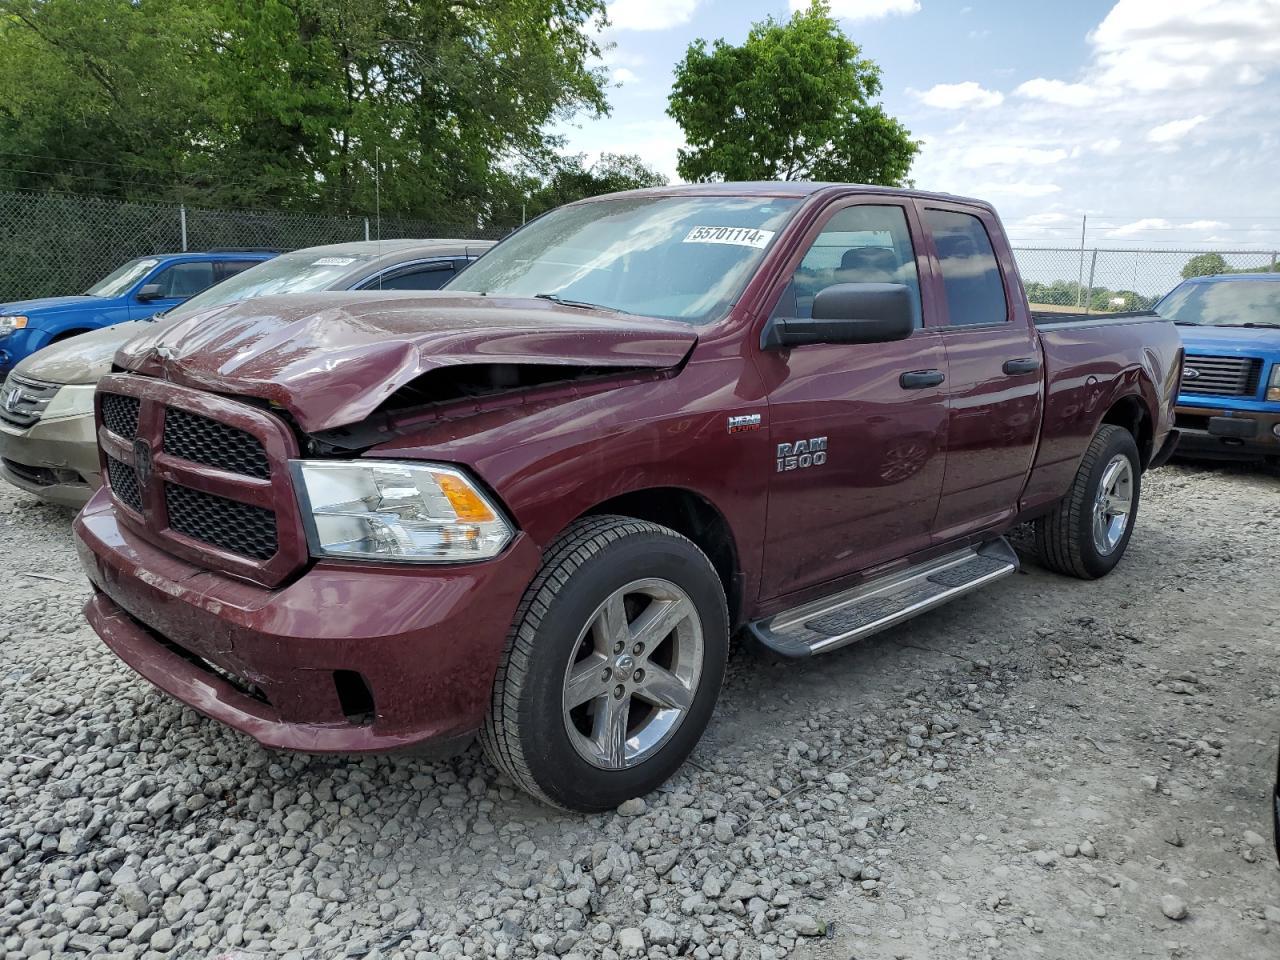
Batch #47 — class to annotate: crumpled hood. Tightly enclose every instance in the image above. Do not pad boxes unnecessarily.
[114,292,699,432]
[14,320,153,385]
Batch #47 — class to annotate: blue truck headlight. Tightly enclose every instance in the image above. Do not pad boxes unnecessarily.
[291,460,513,563]
[1268,365,1280,403]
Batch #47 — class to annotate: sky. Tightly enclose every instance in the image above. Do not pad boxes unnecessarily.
[554,0,1280,250]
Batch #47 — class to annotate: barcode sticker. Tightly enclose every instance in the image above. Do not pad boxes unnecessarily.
[683,226,775,249]
[312,257,356,266]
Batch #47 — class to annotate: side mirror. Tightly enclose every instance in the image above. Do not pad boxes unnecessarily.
[762,283,915,350]
[136,283,163,302]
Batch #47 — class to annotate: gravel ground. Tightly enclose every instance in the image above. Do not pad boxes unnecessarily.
[1,462,1278,960]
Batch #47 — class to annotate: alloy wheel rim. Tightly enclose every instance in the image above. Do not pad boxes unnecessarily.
[561,578,704,770]
[1092,454,1134,555]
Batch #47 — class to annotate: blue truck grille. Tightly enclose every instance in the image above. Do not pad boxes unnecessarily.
[1181,355,1263,398]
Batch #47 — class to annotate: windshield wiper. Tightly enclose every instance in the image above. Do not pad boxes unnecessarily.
[1171,320,1200,326]
[1236,322,1280,328]
[533,292,617,312]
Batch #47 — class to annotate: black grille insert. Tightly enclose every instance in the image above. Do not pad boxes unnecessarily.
[106,455,143,513]
[101,393,140,439]
[165,483,277,560]
[163,408,271,479]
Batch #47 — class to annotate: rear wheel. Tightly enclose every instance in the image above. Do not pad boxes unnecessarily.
[1034,424,1141,579]
[480,515,728,811]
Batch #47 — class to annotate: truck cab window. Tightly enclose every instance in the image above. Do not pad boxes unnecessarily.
[788,205,922,326]
[925,209,1009,326]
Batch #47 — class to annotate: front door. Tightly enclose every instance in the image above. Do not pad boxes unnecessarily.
[756,200,949,600]
[918,203,1043,540]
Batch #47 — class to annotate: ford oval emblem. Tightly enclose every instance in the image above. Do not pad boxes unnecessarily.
[1183,367,1201,380]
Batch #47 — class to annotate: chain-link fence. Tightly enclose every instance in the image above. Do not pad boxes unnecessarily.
[1011,246,1280,313]
[0,191,516,302]
[4,188,1279,311]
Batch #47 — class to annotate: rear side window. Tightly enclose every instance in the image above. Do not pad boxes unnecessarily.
[149,261,217,299]
[369,265,455,291]
[925,209,1008,326]
[217,260,263,282]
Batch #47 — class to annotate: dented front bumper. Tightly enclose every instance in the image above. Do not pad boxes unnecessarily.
[74,487,539,753]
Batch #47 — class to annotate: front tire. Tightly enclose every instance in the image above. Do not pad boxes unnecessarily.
[1034,424,1141,579]
[480,516,728,811]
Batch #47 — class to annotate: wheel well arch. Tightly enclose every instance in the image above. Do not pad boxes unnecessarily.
[580,487,743,628]
[48,328,93,345]
[1100,394,1153,467]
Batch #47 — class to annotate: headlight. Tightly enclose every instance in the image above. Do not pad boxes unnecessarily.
[291,460,513,563]
[0,315,28,330]
[41,384,96,420]
[1268,364,1280,403]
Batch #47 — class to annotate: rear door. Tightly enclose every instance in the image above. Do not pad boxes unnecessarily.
[918,202,1044,540]
[757,198,949,600]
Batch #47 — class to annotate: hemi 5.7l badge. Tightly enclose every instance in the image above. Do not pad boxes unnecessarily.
[727,414,763,434]
[777,437,828,472]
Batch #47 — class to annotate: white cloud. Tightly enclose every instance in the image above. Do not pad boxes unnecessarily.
[1015,78,1104,107]
[1105,217,1230,238]
[1089,0,1280,93]
[1147,115,1208,143]
[911,81,1005,110]
[960,144,1069,168]
[969,182,1063,198]
[1091,137,1122,155]
[608,0,699,31]
[792,0,921,20]
[611,67,639,85]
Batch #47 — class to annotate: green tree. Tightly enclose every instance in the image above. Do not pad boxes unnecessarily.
[666,1,918,184]
[1180,252,1228,279]
[0,0,612,223]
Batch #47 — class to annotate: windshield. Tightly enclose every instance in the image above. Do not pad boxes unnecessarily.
[445,196,800,324]
[1155,279,1280,327]
[85,258,160,297]
[158,249,375,322]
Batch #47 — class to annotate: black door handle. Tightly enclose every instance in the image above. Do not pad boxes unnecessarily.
[900,369,945,389]
[1002,357,1041,375]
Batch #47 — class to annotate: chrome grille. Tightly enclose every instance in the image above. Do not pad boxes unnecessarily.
[1181,354,1264,398]
[164,483,278,560]
[106,454,143,513]
[0,376,60,429]
[101,393,140,439]
[163,408,270,479]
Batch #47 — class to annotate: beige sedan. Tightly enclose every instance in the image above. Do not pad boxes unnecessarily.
[0,238,492,506]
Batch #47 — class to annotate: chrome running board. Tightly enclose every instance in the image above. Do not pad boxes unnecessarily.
[746,538,1018,658]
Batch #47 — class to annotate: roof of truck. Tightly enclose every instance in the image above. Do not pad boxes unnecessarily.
[582,181,993,208]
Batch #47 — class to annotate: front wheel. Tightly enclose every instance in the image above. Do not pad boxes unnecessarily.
[480,516,728,811]
[1034,424,1141,579]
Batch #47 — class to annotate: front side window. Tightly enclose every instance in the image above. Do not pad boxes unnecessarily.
[445,196,800,325]
[786,204,922,325]
[85,258,160,297]
[148,261,216,299]
[924,209,1009,327]
[1155,279,1280,327]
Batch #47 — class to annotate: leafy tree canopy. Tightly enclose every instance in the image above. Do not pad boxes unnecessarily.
[0,0,612,224]
[666,0,918,185]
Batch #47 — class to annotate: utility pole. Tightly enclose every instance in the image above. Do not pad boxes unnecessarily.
[1075,214,1087,308]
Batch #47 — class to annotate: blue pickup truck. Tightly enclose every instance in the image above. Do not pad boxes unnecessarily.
[1155,273,1280,463]
[0,250,275,378]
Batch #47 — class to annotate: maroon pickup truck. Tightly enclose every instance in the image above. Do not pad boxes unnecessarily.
[74,183,1182,811]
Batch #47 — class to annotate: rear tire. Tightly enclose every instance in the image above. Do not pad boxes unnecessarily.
[480,515,728,811]
[1034,424,1141,579]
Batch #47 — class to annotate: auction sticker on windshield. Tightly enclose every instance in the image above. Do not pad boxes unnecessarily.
[312,257,357,266]
[683,226,775,249]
